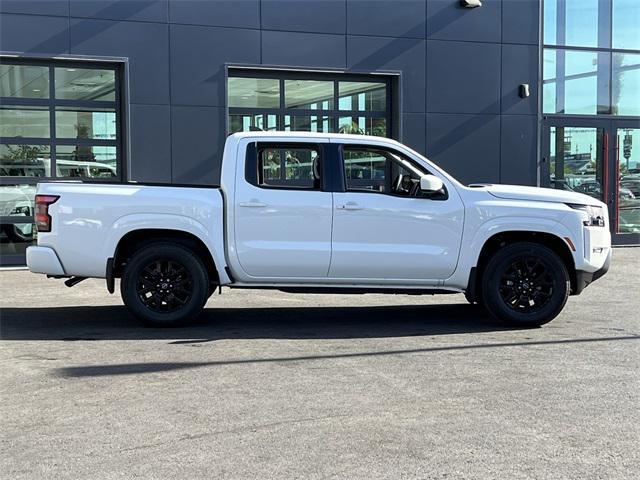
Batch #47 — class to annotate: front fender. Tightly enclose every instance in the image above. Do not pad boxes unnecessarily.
[445,214,576,289]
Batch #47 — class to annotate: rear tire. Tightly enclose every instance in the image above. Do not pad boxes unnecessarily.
[481,242,570,327]
[120,242,209,327]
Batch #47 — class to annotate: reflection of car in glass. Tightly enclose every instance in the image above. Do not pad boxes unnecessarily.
[1,161,116,242]
[0,185,35,242]
[620,177,640,197]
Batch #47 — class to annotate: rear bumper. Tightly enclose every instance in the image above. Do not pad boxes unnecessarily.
[574,248,611,295]
[26,246,65,276]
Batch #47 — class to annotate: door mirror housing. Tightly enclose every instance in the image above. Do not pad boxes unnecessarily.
[420,174,444,193]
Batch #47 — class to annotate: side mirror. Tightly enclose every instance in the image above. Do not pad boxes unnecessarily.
[420,174,444,193]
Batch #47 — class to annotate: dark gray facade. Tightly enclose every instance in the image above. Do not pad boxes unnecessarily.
[0,0,542,187]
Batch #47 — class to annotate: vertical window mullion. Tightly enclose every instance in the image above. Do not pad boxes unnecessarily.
[49,65,56,178]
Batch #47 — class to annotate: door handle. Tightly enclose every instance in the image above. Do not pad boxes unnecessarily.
[239,200,267,208]
[338,202,363,211]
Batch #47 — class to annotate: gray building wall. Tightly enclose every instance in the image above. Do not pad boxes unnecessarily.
[0,0,541,186]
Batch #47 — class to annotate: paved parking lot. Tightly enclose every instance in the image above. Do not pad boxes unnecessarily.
[1,248,639,479]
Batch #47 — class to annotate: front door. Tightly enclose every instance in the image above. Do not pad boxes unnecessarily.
[328,144,465,281]
[542,119,640,245]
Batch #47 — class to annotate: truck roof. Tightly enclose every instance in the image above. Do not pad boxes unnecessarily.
[229,131,403,145]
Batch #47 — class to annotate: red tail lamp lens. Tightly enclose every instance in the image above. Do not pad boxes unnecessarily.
[34,195,59,232]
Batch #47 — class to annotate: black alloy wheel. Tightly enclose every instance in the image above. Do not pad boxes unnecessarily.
[136,259,193,313]
[498,256,554,313]
[481,242,570,327]
[121,242,209,327]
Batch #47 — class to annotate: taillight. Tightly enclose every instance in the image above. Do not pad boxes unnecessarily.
[34,195,59,232]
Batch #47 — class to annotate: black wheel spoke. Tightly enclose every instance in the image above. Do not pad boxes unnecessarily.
[136,258,194,313]
[498,255,556,313]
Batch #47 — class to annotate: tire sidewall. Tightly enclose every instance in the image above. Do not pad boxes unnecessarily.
[481,243,570,327]
[121,243,209,327]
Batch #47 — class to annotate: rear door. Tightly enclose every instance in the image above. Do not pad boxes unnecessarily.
[329,143,465,281]
[233,140,333,278]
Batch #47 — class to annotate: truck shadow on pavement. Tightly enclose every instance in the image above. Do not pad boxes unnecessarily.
[1,302,508,341]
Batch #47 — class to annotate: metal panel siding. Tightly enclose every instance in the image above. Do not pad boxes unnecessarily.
[427,0,502,43]
[502,0,540,45]
[69,1,169,23]
[0,0,68,16]
[171,106,225,185]
[501,43,539,115]
[130,104,172,183]
[169,0,260,29]
[261,31,347,69]
[426,40,501,115]
[347,0,426,38]
[0,14,69,54]
[69,18,170,105]
[500,115,538,186]
[170,25,260,106]
[347,35,426,113]
[262,0,346,34]
[426,113,501,184]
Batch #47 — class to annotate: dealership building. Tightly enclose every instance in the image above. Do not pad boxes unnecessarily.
[0,0,638,265]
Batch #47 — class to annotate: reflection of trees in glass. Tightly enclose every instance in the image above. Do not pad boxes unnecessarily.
[339,122,364,135]
[5,145,43,163]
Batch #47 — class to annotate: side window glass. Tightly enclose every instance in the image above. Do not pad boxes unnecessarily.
[344,149,388,192]
[343,147,425,197]
[258,146,320,189]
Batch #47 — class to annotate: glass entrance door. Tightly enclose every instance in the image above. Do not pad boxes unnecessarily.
[543,119,640,245]
[614,124,640,241]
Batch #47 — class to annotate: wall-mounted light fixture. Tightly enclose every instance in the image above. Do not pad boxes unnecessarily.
[460,0,482,7]
[519,84,530,98]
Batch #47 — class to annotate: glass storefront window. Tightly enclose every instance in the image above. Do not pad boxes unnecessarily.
[54,67,115,101]
[543,49,610,115]
[227,72,392,139]
[613,0,640,50]
[612,53,640,116]
[338,117,387,137]
[618,127,640,233]
[284,115,332,133]
[55,108,117,140]
[55,145,117,178]
[0,65,49,99]
[338,82,386,111]
[544,0,604,48]
[227,77,280,108]
[0,144,50,177]
[0,184,37,265]
[0,105,50,138]
[284,80,333,109]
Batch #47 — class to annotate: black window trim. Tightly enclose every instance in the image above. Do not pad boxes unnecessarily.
[246,141,333,192]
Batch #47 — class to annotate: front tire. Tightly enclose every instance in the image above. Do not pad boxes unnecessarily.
[481,242,570,327]
[120,242,209,327]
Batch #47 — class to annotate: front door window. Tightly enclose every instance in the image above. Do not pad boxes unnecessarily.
[616,127,640,234]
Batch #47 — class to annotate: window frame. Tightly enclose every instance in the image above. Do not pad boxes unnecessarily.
[0,57,125,185]
[245,141,330,192]
[338,144,448,200]
[227,68,394,138]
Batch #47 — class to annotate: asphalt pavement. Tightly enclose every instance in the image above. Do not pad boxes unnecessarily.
[1,248,639,479]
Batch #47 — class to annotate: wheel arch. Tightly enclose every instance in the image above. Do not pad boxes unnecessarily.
[466,231,577,302]
[112,228,221,286]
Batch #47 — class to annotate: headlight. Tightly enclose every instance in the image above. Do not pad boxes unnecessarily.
[566,203,606,227]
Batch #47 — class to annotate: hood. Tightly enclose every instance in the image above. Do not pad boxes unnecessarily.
[470,184,602,206]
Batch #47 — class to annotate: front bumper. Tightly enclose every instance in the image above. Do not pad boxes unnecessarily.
[574,248,611,295]
[26,246,65,276]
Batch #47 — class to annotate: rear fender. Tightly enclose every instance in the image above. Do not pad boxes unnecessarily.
[106,213,230,284]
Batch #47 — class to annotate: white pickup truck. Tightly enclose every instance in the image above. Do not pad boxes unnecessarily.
[27,132,611,327]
